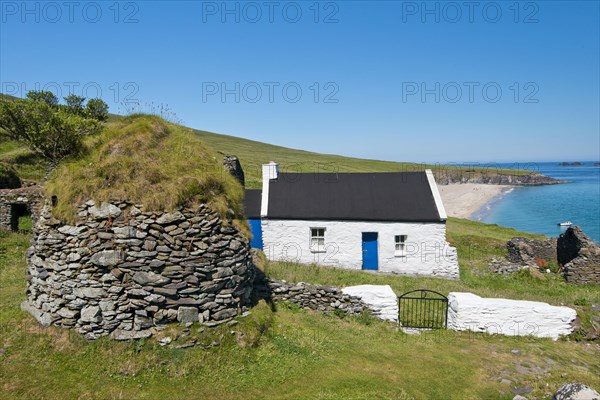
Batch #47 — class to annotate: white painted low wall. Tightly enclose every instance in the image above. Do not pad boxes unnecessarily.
[342,285,399,323]
[447,292,577,340]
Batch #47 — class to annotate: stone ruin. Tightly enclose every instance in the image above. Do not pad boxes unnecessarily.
[506,236,558,267]
[558,226,600,285]
[489,227,599,285]
[489,236,558,274]
[0,186,43,231]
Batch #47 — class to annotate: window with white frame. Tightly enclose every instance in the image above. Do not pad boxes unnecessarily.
[310,228,326,252]
[395,235,407,257]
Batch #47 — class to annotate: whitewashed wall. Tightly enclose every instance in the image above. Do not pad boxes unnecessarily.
[342,285,399,323]
[261,219,459,279]
[447,292,577,340]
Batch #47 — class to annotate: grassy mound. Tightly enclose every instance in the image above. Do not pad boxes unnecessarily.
[45,115,244,223]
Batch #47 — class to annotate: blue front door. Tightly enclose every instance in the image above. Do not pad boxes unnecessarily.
[361,232,378,270]
[248,219,263,250]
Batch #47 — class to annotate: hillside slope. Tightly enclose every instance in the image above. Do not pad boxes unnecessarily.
[190,127,553,188]
[193,128,435,188]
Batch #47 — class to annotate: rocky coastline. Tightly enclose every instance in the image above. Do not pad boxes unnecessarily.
[434,171,566,186]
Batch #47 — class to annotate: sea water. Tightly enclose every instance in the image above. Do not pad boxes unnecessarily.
[472,162,600,243]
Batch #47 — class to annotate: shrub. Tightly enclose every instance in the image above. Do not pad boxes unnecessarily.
[0,92,105,174]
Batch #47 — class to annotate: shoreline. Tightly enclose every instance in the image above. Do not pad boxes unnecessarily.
[438,183,513,220]
[470,186,515,222]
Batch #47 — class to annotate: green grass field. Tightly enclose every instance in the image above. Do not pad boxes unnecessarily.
[0,108,596,399]
[1,219,598,400]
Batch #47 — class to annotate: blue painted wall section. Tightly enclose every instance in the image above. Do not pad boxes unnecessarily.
[248,218,263,250]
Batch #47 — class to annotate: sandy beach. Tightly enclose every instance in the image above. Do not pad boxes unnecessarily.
[438,183,512,219]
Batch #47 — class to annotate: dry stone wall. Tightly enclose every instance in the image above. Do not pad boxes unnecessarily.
[222,155,245,186]
[253,276,368,316]
[507,237,558,266]
[0,187,43,231]
[22,200,254,340]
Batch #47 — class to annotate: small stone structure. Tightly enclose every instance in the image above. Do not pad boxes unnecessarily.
[447,292,577,340]
[489,228,600,283]
[0,187,43,231]
[507,236,558,266]
[22,200,254,340]
[558,227,600,284]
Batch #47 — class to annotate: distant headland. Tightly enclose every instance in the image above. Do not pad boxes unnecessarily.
[559,162,600,166]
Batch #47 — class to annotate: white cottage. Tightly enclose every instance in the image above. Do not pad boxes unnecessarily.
[244,162,459,279]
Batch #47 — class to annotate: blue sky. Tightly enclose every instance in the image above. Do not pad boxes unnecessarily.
[1,1,599,163]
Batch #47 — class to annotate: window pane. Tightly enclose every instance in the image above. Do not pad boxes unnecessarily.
[312,228,325,237]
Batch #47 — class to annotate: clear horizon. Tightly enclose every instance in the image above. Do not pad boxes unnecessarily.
[1,1,599,163]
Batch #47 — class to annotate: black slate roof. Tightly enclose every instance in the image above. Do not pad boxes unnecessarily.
[265,172,442,222]
[243,189,262,218]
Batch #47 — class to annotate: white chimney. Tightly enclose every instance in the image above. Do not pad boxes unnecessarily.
[261,161,279,217]
[262,161,279,181]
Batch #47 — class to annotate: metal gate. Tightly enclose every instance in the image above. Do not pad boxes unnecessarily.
[398,289,448,329]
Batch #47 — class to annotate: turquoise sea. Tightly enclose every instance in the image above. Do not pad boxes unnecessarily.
[471,162,600,243]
